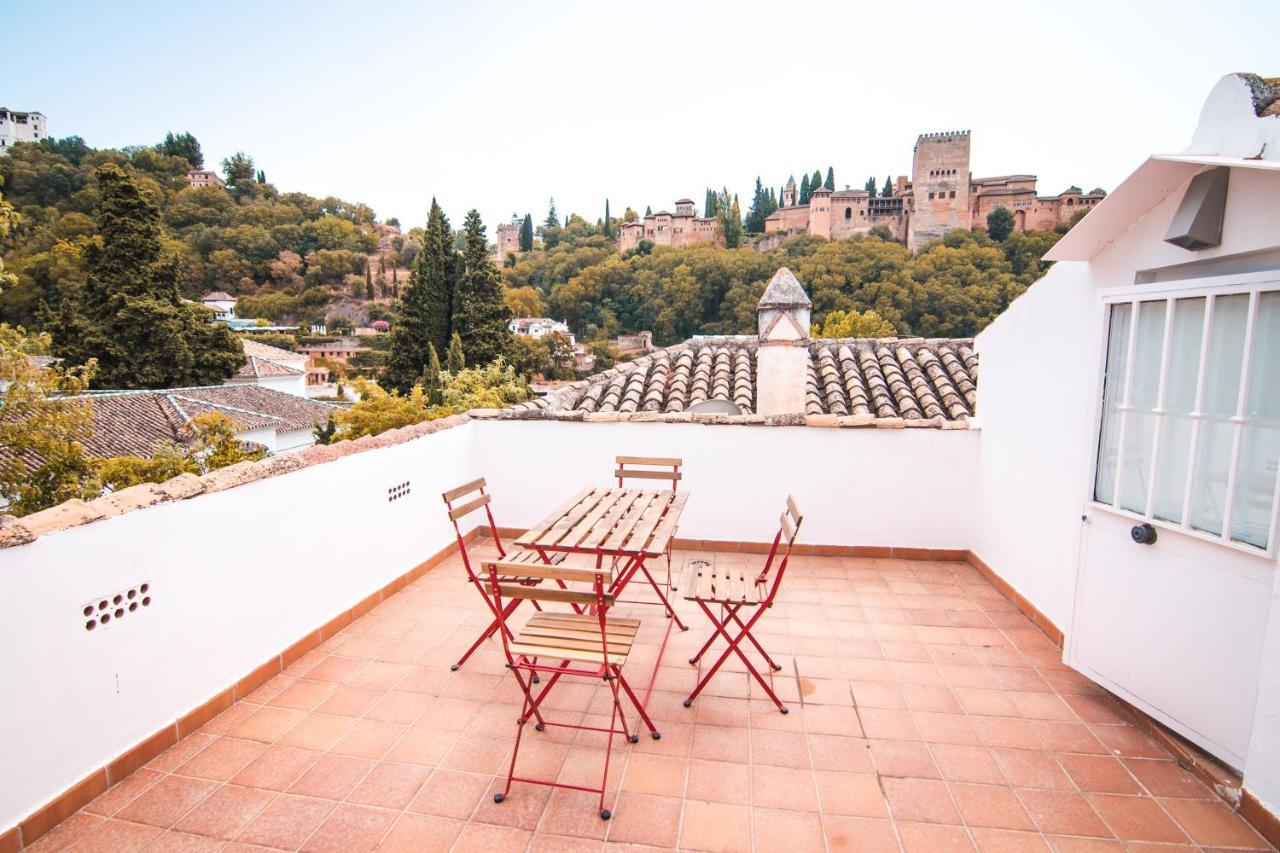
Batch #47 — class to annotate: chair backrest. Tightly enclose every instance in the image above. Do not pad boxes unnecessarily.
[485,559,619,664]
[442,477,505,577]
[756,495,803,604]
[615,455,682,491]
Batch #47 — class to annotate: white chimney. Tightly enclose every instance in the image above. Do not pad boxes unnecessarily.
[756,267,811,415]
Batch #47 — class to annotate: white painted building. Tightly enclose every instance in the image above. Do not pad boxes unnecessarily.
[0,108,46,152]
[225,339,309,397]
[199,291,236,321]
[509,317,574,345]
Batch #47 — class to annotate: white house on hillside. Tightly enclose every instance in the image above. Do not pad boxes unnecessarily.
[509,317,574,345]
[224,339,309,397]
[199,291,236,321]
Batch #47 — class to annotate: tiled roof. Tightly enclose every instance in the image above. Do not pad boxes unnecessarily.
[242,339,303,363]
[201,291,234,302]
[226,355,305,382]
[497,336,977,427]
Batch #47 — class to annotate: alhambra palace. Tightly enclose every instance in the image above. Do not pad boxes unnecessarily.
[614,130,1104,254]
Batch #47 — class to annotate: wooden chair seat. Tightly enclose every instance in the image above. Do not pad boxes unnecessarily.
[681,558,766,606]
[509,612,641,666]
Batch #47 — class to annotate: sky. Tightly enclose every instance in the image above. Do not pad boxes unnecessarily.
[6,0,1279,233]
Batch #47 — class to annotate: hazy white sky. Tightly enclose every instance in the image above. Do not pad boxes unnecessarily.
[8,0,1278,232]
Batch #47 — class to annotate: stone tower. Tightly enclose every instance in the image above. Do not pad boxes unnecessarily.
[492,214,522,265]
[756,267,812,416]
[781,176,797,207]
[908,131,971,251]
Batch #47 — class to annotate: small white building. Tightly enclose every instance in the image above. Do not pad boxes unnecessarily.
[200,291,236,321]
[187,170,226,190]
[224,339,309,397]
[509,317,574,345]
[0,108,46,152]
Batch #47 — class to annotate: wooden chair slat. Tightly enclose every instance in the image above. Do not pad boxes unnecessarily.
[612,468,683,481]
[645,491,689,556]
[621,491,670,555]
[508,641,628,666]
[524,617,641,639]
[616,455,683,467]
[780,511,795,543]
[442,477,487,502]
[581,490,646,549]
[485,559,610,585]
[518,625,636,649]
[533,488,612,549]
[786,494,801,523]
[497,584,613,607]
[601,490,661,551]
[561,489,630,548]
[447,493,491,521]
[514,487,593,547]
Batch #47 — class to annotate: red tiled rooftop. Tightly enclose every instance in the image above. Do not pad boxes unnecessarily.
[29,546,1271,852]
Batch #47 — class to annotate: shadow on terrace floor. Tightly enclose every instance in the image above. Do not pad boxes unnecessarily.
[28,545,1273,852]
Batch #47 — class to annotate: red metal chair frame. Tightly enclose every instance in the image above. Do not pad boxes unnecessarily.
[614,455,682,604]
[683,495,803,713]
[441,477,538,672]
[487,558,658,820]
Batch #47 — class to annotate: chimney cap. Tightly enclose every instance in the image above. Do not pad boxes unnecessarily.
[758,267,812,309]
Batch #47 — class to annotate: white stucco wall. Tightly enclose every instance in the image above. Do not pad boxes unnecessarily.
[473,420,979,550]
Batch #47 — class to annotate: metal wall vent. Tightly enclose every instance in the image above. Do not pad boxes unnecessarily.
[84,583,151,631]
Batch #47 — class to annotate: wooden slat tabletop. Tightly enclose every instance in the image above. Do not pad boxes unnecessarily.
[515,488,689,558]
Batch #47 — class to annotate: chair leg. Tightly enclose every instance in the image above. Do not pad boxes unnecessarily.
[636,560,687,630]
[723,603,783,672]
[686,604,788,713]
[614,666,661,739]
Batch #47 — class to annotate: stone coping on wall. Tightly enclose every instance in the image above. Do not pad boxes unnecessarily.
[0,414,473,551]
[469,406,972,429]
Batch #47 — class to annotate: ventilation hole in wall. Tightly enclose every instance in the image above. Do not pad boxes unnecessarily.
[387,481,411,502]
[83,582,151,633]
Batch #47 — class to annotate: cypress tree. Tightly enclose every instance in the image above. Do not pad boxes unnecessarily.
[384,198,457,392]
[422,343,444,404]
[49,164,243,389]
[519,213,534,252]
[365,266,374,299]
[604,199,611,237]
[865,176,877,197]
[811,170,822,196]
[798,173,811,205]
[883,176,893,197]
[445,332,465,374]
[452,210,512,367]
[824,167,835,191]
[644,205,652,217]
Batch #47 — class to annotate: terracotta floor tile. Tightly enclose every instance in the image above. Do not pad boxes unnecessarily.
[933,744,1007,784]
[287,753,374,800]
[968,827,1051,851]
[1057,754,1142,794]
[881,776,961,825]
[71,818,163,853]
[1027,720,1107,755]
[277,712,355,751]
[859,708,923,741]
[691,723,751,764]
[1043,836,1124,851]
[83,768,164,816]
[956,688,1019,717]
[897,821,976,851]
[754,806,826,853]
[916,711,984,746]
[992,750,1072,791]
[752,763,819,811]
[329,718,405,759]
[171,783,275,839]
[452,821,534,853]
[230,744,320,791]
[679,799,753,852]
[115,774,217,828]
[377,812,463,852]
[808,733,875,773]
[441,733,514,774]
[870,739,940,779]
[21,810,101,851]
[268,679,335,711]
[300,803,397,853]
[364,689,433,725]
[1088,725,1168,759]
[347,760,431,809]
[228,706,306,743]
[686,758,751,804]
[951,783,1036,831]
[472,776,552,831]
[620,752,686,797]
[350,660,413,690]
[527,831,602,852]
[174,737,267,781]
[146,733,218,773]
[1157,797,1266,847]
[303,655,366,683]
[142,830,226,851]
[408,769,489,819]
[603,792,681,847]
[814,770,888,817]
[802,704,864,737]
[237,794,335,848]
[751,728,811,768]
[386,726,458,766]
[536,788,610,840]
[822,815,901,852]
[1086,793,1187,842]
[1017,789,1111,838]
[972,717,1043,751]
[1121,759,1213,799]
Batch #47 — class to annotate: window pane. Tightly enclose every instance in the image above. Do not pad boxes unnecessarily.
[1190,294,1249,536]
[1118,301,1167,513]
[1231,291,1280,549]
[1152,297,1206,523]
[1095,303,1132,505]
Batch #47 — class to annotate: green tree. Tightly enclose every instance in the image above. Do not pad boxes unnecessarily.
[704,189,718,218]
[422,343,444,405]
[644,205,652,217]
[811,170,823,197]
[453,210,513,365]
[716,188,744,249]
[312,415,337,445]
[365,266,374,300]
[446,331,466,374]
[986,206,1015,242]
[384,199,456,392]
[882,176,893,197]
[745,177,768,233]
[221,152,257,201]
[519,213,534,252]
[603,199,612,238]
[158,132,203,168]
[814,307,896,338]
[540,198,561,249]
[48,165,244,388]
[799,173,811,205]
[865,176,877,197]
[824,167,835,191]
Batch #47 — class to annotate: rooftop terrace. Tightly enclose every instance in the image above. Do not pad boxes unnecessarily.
[24,542,1268,852]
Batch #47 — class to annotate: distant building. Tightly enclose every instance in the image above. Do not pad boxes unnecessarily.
[492,214,523,265]
[224,340,309,397]
[617,198,722,253]
[0,108,46,152]
[187,170,226,190]
[297,338,365,366]
[764,131,1105,251]
[200,291,236,321]
[509,317,573,345]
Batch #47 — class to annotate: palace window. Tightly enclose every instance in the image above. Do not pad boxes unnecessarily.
[844,207,852,219]
[1094,284,1280,552]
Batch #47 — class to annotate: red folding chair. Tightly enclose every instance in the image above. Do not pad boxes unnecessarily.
[614,455,682,600]
[682,495,802,713]
[486,556,658,821]
[441,477,546,673]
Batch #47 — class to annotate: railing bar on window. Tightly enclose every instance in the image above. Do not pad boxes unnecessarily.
[1267,456,1280,557]
[1180,295,1215,528]
[1220,290,1259,542]
[1144,297,1177,517]
[1111,300,1141,506]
